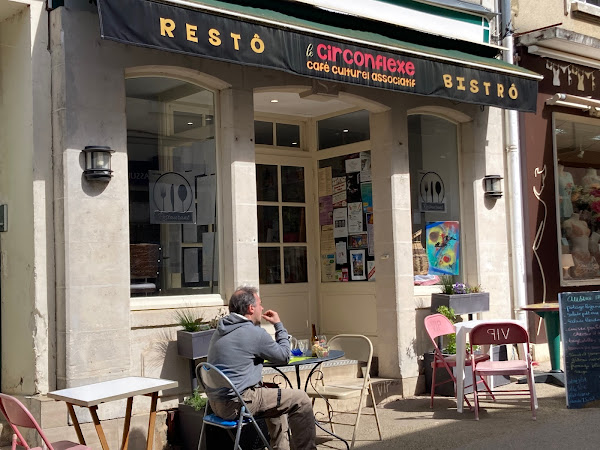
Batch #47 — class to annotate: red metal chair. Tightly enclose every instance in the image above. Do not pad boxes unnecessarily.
[469,322,537,420]
[424,314,494,409]
[0,393,90,450]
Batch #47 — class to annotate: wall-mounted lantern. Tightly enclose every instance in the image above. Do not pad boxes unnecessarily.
[82,146,114,181]
[483,175,503,198]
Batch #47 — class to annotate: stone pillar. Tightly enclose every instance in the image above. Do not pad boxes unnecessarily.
[465,107,512,318]
[52,8,131,389]
[370,107,416,392]
[219,88,259,299]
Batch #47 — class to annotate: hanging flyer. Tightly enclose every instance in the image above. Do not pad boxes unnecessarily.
[320,225,335,253]
[360,152,372,182]
[361,183,373,213]
[345,157,361,173]
[321,253,337,282]
[333,208,348,238]
[319,196,333,225]
[348,202,364,234]
[335,240,348,265]
[318,166,333,196]
[366,213,374,256]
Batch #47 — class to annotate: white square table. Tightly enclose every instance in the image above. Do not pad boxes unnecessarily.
[48,377,177,450]
[454,319,537,413]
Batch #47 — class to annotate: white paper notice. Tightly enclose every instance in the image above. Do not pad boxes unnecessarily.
[348,202,364,234]
[318,167,333,196]
[333,208,348,238]
[360,152,372,182]
[345,158,361,173]
[320,225,335,253]
[332,177,346,193]
[196,175,216,225]
[202,232,218,281]
[336,241,347,264]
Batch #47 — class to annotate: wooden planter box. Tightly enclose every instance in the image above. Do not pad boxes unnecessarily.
[177,329,216,360]
[430,292,490,315]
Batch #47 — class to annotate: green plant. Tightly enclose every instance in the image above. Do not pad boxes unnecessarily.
[175,307,228,332]
[439,276,484,295]
[175,309,205,332]
[184,387,207,411]
[436,306,456,354]
[439,275,455,294]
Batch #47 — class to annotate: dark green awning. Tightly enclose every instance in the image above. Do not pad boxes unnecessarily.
[98,0,541,111]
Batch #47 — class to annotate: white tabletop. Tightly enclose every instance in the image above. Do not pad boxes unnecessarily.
[47,377,178,407]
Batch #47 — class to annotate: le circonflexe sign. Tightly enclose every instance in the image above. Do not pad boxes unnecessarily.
[98,0,537,112]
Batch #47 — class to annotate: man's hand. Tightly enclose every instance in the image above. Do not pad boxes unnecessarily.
[262,309,281,324]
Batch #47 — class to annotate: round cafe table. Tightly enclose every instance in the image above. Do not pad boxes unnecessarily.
[519,302,564,387]
[264,350,349,450]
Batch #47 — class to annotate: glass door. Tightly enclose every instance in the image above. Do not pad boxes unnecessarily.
[255,157,316,338]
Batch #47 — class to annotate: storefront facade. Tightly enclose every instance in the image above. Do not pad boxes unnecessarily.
[1,0,539,445]
[515,1,600,348]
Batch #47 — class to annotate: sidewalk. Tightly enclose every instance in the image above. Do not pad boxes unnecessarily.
[316,362,600,449]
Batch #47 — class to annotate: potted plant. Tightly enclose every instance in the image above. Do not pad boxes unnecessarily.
[430,275,489,315]
[175,308,226,360]
[423,306,470,396]
[177,388,207,450]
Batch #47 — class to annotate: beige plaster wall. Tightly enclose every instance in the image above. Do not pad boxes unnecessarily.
[0,0,53,395]
[513,0,600,39]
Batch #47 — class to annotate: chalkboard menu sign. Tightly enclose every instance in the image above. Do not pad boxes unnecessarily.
[558,291,600,408]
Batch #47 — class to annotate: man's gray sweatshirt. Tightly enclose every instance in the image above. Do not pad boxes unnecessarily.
[207,313,290,395]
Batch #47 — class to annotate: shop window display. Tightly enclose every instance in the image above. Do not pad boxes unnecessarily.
[126,77,219,296]
[408,115,462,285]
[554,113,600,284]
[317,151,374,282]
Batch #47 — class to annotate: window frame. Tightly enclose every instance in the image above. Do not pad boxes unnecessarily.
[552,112,600,287]
[125,74,224,310]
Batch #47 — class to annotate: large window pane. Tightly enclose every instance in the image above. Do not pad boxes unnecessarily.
[255,120,274,145]
[282,207,306,242]
[276,123,300,147]
[284,247,307,283]
[126,77,218,296]
[259,248,281,284]
[408,115,460,281]
[281,166,305,202]
[256,164,278,202]
[318,110,370,150]
[258,206,280,243]
[554,113,600,285]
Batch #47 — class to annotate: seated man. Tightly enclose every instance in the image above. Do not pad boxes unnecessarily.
[207,286,316,450]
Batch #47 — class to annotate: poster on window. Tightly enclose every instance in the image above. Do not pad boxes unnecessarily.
[335,240,348,265]
[348,202,364,234]
[418,171,446,213]
[318,167,333,196]
[149,170,197,224]
[321,253,337,282]
[350,249,366,281]
[319,196,333,225]
[360,152,372,182]
[196,174,216,225]
[425,221,460,275]
[345,157,361,173]
[361,183,373,213]
[333,208,348,238]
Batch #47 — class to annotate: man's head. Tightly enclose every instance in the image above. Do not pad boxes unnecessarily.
[229,286,263,325]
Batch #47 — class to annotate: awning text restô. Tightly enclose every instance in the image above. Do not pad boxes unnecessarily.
[97,0,538,112]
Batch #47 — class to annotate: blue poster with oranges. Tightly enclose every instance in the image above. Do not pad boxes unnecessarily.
[425,221,460,275]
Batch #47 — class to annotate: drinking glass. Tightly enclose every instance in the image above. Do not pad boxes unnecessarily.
[317,335,327,346]
[297,339,310,356]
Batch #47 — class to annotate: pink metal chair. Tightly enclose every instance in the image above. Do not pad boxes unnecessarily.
[469,322,537,420]
[0,393,90,450]
[424,314,494,409]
